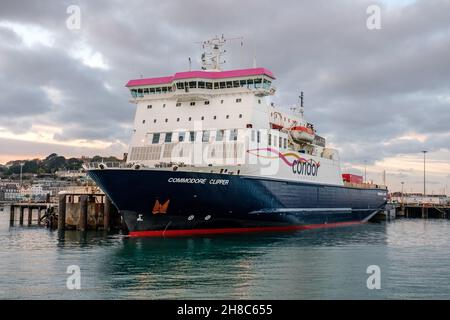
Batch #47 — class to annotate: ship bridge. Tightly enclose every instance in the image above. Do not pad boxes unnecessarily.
[126,68,276,101]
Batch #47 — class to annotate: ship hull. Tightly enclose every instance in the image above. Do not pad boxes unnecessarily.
[87,169,387,237]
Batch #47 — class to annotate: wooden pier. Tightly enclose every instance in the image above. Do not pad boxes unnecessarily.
[8,193,122,231]
[396,203,450,219]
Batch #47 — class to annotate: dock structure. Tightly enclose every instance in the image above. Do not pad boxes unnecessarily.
[9,203,51,227]
[396,203,450,219]
[8,192,122,231]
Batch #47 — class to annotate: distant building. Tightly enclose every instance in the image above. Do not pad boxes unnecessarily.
[391,193,449,205]
[0,182,21,201]
[55,170,86,179]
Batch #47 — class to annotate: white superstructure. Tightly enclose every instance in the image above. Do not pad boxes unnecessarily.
[125,36,343,186]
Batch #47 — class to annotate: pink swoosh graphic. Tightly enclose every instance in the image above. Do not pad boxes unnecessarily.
[247,148,320,168]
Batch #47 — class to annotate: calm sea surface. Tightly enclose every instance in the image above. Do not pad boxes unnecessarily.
[1,205,450,299]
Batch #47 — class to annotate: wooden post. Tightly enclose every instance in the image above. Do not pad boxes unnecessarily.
[10,205,15,226]
[58,194,66,231]
[19,206,24,225]
[104,196,112,231]
[27,207,32,225]
[79,195,88,231]
[37,208,42,226]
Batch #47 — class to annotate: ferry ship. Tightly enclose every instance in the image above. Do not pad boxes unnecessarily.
[86,36,388,237]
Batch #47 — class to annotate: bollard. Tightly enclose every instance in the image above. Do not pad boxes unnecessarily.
[104,196,112,231]
[58,194,66,231]
[79,195,88,231]
[19,207,24,225]
[10,205,15,226]
[27,207,32,225]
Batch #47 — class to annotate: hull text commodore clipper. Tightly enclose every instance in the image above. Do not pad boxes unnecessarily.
[86,36,388,237]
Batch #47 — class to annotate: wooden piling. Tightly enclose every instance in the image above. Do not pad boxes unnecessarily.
[19,207,24,225]
[37,208,42,226]
[58,194,66,231]
[79,195,88,231]
[10,205,15,226]
[104,196,112,231]
[27,207,32,225]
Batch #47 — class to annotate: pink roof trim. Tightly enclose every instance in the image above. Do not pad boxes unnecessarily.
[126,68,275,87]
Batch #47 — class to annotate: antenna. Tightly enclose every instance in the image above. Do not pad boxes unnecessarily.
[195,35,244,71]
[297,91,305,117]
[188,57,192,71]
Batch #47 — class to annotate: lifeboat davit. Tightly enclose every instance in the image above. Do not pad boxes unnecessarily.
[289,125,315,143]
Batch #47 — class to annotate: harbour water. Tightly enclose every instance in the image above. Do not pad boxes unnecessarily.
[1,204,450,300]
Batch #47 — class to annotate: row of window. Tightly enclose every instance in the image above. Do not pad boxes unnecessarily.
[130,78,272,98]
[147,98,256,110]
[176,78,271,90]
[147,130,288,149]
[150,130,240,144]
[142,114,244,124]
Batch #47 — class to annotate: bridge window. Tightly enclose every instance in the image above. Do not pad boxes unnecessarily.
[233,81,240,88]
[131,89,137,98]
[284,138,287,149]
[176,82,184,89]
[202,130,210,142]
[156,87,161,94]
[251,130,255,142]
[226,81,233,88]
[150,88,155,94]
[255,78,262,89]
[216,129,224,142]
[176,102,181,107]
[279,137,282,148]
[198,81,205,89]
[257,131,261,143]
[152,133,160,144]
[219,82,226,89]
[206,82,213,89]
[240,80,246,87]
[144,88,149,95]
[165,132,173,143]
[178,132,185,142]
[189,81,197,89]
[214,82,219,89]
[229,129,238,141]
[268,134,272,146]
[189,131,196,142]
[162,87,167,93]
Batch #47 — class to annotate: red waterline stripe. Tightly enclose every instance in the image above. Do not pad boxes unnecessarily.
[128,220,363,238]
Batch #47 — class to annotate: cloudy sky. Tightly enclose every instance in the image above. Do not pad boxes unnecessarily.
[0,0,449,193]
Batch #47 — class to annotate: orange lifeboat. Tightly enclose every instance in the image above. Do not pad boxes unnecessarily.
[289,125,315,143]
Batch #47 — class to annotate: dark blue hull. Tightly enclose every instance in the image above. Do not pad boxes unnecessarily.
[87,169,387,236]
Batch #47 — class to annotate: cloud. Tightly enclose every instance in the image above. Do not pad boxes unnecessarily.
[0,0,449,192]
